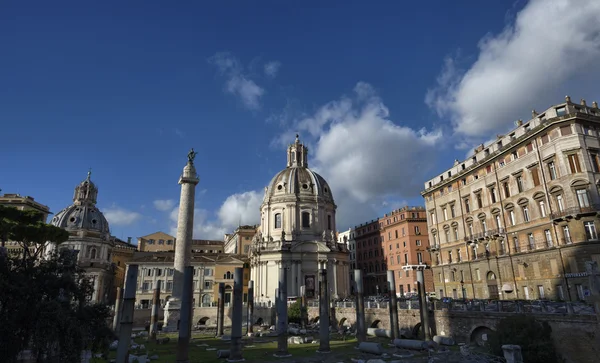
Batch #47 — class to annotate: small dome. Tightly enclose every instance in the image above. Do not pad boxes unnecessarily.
[51,204,110,235]
[51,171,110,237]
[263,135,335,203]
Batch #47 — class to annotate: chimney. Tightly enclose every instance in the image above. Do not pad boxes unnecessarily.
[581,99,587,106]
[593,101,598,109]
[532,109,538,117]
[565,95,571,103]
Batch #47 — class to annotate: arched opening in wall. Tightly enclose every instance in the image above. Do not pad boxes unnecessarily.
[197,317,210,326]
[370,320,381,328]
[225,285,233,304]
[90,248,97,259]
[201,294,212,307]
[412,323,435,340]
[311,316,320,324]
[470,326,494,347]
[486,271,499,299]
[255,317,264,326]
[338,317,347,328]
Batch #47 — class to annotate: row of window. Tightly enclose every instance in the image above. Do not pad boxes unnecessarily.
[357,227,422,249]
[141,267,215,277]
[431,188,592,245]
[272,212,333,230]
[429,122,592,191]
[434,221,597,266]
[146,239,174,245]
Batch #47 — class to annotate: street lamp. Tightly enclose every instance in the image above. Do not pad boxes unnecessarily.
[460,280,466,299]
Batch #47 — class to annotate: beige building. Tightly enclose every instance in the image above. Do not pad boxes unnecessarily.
[423,96,600,302]
[224,225,258,255]
[138,231,224,255]
[0,193,51,222]
[1,193,52,257]
[112,237,137,301]
[128,252,249,308]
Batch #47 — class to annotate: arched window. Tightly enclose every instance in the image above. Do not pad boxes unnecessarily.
[327,215,332,230]
[202,294,212,305]
[301,212,310,228]
[274,213,282,228]
[225,271,232,279]
[90,248,97,259]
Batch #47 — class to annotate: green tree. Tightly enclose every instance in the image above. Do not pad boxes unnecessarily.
[288,300,306,324]
[489,315,559,363]
[0,207,113,362]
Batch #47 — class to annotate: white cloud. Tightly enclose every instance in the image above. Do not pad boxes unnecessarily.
[264,61,281,78]
[167,191,262,240]
[103,206,142,226]
[426,0,600,138]
[273,82,442,229]
[209,52,265,110]
[153,199,175,212]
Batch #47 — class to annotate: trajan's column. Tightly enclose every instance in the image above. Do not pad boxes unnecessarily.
[163,149,200,331]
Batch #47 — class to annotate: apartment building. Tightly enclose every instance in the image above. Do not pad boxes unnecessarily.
[380,206,433,296]
[422,96,600,302]
[354,219,386,295]
[137,231,224,254]
[128,252,249,308]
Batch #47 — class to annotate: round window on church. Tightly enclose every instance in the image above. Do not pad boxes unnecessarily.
[302,183,308,189]
[92,219,97,224]
[69,217,75,222]
[277,185,283,190]
[324,187,328,193]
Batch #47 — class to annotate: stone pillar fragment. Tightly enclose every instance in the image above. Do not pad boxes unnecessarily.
[416,268,431,341]
[317,269,331,353]
[274,267,291,357]
[217,282,225,337]
[387,270,399,340]
[228,267,244,362]
[149,281,161,343]
[112,287,122,334]
[176,266,193,363]
[300,285,307,329]
[248,280,254,334]
[354,269,366,343]
[116,265,138,363]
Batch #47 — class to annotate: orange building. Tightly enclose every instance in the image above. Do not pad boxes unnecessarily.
[379,206,434,296]
[354,219,384,296]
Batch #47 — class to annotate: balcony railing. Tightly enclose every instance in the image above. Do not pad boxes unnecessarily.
[464,228,506,243]
[551,205,600,220]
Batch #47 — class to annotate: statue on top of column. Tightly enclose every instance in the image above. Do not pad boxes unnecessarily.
[187,148,198,164]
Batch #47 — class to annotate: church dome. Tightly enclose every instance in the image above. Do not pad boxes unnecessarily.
[264,135,335,203]
[51,171,110,237]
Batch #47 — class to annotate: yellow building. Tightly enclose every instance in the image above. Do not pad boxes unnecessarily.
[137,231,176,252]
[423,97,600,302]
[111,237,136,301]
[224,225,258,255]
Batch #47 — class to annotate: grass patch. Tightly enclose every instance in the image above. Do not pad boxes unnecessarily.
[93,332,364,363]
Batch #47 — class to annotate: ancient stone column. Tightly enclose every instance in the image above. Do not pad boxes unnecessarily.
[248,280,254,334]
[116,265,139,363]
[387,270,399,340]
[317,269,331,353]
[300,285,307,329]
[274,267,291,357]
[176,266,194,363]
[217,282,225,337]
[228,267,244,362]
[149,281,161,343]
[164,153,199,332]
[416,268,431,341]
[112,287,122,334]
[354,269,366,343]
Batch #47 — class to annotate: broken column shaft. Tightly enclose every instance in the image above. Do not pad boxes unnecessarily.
[274,267,291,357]
[116,265,138,363]
[176,266,194,363]
[387,270,399,340]
[228,267,244,362]
[149,281,161,343]
[317,268,331,353]
[354,269,366,343]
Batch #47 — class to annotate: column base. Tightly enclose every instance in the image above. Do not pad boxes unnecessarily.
[163,299,181,332]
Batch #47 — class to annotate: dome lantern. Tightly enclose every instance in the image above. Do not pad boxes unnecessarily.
[287,134,308,168]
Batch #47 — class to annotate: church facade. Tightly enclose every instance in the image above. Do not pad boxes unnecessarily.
[250,136,351,303]
[49,172,115,303]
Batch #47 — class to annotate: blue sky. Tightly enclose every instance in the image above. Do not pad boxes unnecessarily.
[2,0,599,241]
